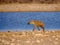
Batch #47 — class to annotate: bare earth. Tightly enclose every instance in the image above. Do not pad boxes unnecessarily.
[0,4,60,12]
[0,30,60,45]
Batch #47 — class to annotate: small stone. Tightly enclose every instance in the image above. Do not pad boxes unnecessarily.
[17,44,20,45]
[53,41,58,44]
[35,34,43,36]
[10,43,15,45]
[48,39,52,41]
[41,39,44,42]
[32,41,34,43]
[43,44,46,45]
[57,35,60,38]
[12,35,15,37]
[2,40,5,43]
[0,39,2,41]
[25,40,31,43]
[36,40,40,43]
[11,39,15,42]
[5,41,10,44]
[52,36,56,38]
[55,38,59,40]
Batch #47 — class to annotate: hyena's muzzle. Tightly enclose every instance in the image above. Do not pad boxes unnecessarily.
[27,22,30,25]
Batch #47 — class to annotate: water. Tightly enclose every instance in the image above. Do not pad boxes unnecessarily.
[0,12,60,31]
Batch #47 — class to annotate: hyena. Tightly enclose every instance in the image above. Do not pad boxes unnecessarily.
[27,20,44,32]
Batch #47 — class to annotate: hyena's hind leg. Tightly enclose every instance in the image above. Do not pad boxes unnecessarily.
[41,27,45,32]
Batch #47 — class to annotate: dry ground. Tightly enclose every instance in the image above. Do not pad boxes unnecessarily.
[0,30,60,45]
[0,3,60,12]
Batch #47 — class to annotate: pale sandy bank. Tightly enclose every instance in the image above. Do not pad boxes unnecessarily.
[0,4,60,12]
[0,30,60,45]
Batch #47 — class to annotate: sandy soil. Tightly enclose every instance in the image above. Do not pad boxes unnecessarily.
[0,30,60,45]
[0,4,60,12]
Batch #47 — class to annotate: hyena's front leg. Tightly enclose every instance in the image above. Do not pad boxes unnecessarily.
[43,27,44,32]
[33,25,36,31]
[37,26,40,31]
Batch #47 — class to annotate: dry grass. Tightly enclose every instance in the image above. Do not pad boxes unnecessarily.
[0,30,60,45]
[0,3,60,12]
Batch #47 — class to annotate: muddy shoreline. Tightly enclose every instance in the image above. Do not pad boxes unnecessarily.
[0,4,60,12]
[0,30,60,45]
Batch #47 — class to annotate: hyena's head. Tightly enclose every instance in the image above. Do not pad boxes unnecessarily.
[27,20,35,25]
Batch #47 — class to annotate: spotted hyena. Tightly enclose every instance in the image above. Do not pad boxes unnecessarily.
[27,20,44,31]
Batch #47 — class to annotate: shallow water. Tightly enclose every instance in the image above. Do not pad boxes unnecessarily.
[0,12,60,31]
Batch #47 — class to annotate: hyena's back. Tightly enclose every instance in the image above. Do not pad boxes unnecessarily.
[32,20,44,27]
